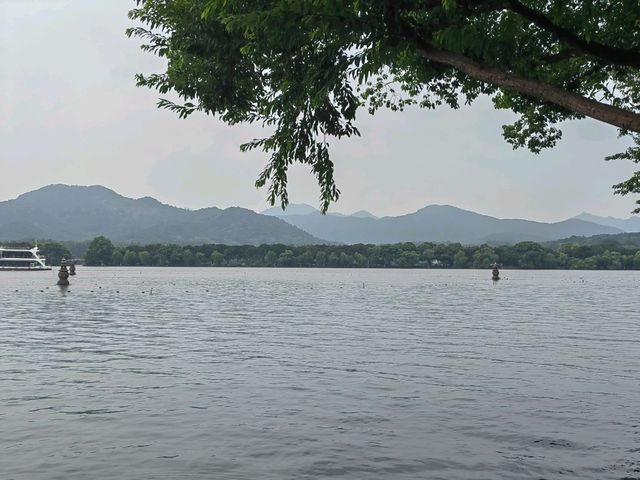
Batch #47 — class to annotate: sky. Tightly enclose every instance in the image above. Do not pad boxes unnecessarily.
[0,0,637,221]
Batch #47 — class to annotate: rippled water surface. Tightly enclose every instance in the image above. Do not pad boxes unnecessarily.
[2,268,639,479]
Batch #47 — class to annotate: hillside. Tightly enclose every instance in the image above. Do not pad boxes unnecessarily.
[572,213,640,233]
[546,232,640,249]
[0,185,323,245]
[0,186,627,246]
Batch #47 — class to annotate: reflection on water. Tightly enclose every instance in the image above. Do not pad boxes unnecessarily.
[1,268,639,479]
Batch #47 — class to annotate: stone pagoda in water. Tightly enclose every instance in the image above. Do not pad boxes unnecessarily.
[57,258,70,286]
[491,263,500,281]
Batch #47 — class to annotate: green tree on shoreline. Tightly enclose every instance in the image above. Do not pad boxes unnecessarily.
[84,236,115,266]
[81,236,640,270]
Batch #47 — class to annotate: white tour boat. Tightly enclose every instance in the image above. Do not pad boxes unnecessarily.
[0,245,52,271]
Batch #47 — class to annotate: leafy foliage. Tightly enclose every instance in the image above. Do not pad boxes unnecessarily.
[129,0,640,211]
[607,133,640,213]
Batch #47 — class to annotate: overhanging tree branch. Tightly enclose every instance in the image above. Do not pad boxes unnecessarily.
[457,0,640,68]
[501,0,640,69]
[398,23,640,133]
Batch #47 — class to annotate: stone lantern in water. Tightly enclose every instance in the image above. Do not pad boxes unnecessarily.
[491,263,500,281]
[69,261,76,276]
[57,257,70,286]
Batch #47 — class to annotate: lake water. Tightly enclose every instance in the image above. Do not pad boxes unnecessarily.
[1,268,639,479]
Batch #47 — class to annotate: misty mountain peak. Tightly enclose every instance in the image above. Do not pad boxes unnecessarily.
[262,203,319,216]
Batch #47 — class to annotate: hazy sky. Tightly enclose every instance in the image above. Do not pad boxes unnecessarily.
[1,0,637,221]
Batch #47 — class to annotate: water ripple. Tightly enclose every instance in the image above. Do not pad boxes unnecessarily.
[1,268,639,479]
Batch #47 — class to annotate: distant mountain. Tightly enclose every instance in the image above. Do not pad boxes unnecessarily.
[261,203,318,217]
[262,203,377,219]
[572,212,640,233]
[1,186,625,246]
[350,210,378,219]
[0,185,323,245]
[272,204,623,244]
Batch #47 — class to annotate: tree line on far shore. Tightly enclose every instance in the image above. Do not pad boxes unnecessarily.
[79,236,640,270]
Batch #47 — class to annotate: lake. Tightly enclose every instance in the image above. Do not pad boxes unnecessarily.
[1,268,639,479]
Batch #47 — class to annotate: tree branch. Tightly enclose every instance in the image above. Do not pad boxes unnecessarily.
[457,1,640,68]
[503,0,640,69]
[531,50,577,66]
[399,23,640,133]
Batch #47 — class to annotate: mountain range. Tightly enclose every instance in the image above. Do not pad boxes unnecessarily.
[263,203,624,244]
[0,185,633,245]
[0,185,321,245]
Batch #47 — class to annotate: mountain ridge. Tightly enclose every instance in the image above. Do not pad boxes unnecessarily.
[0,185,322,245]
[268,204,623,244]
[572,212,640,233]
[0,185,628,245]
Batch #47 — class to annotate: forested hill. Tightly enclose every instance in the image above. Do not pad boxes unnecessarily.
[546,232,640,249]
[0,185,322,245]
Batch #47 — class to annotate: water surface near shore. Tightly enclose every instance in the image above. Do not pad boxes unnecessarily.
[2,268,639,479]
